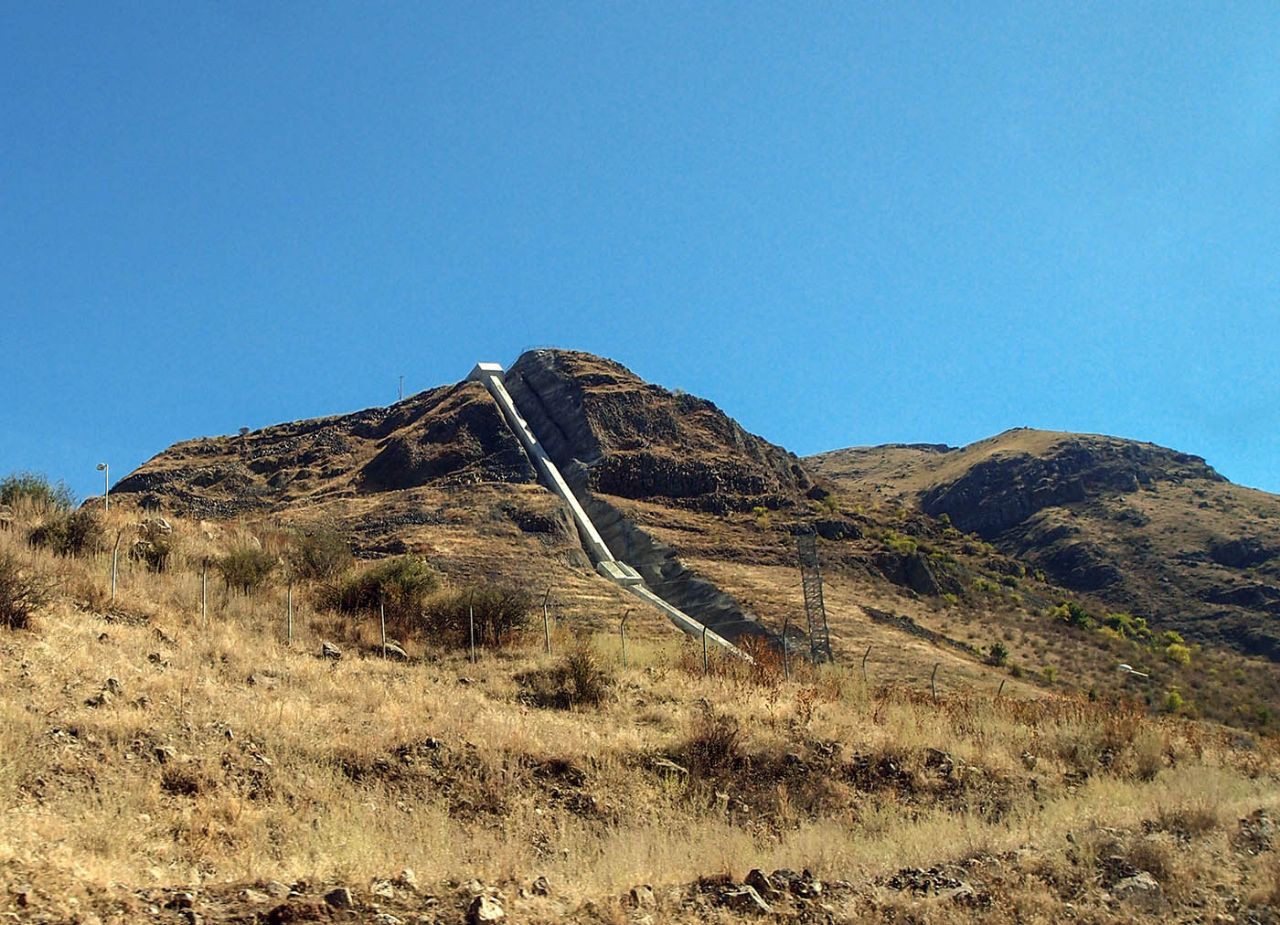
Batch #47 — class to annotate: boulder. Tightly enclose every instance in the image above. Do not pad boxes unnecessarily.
[467,894,504,924]
[721,885,770,915]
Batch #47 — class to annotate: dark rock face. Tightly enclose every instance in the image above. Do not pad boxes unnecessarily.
[358,385,535,492]
[921,440,1220,539]
[1209,538,1278,570]
[505,350,814,513]
[112,383,536,517]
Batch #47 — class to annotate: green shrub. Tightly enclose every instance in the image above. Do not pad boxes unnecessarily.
[1165,643,1192,667]
[423,584,533,649]
[1051,601,1095,630]
[1164,688,1185,713]
[216,546,278,595]
[322,555,438,628]
[988,641,1009,667]
[883,531,918,556]
[0,553,44,630]
[28,509,104,557]
[285,527,353,582]
[0,472,75,515]
[1102,611,1150,640]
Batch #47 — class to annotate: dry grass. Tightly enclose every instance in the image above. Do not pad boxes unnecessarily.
[1,511,1278,923]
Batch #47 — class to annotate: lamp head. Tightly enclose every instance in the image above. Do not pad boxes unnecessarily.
[96,463,107,471]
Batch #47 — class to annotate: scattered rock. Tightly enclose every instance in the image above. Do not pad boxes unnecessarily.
[240,888,271,904]
[393,869,419,891]
[720,885,771,915]
[744,869,781,901]
[266,901,329,924]
[154,745,177,764]
[85,689,114,708]
[531,875,551,897]
[1236,809,1275,854]
[262,880,291,899]
[370,879,396,901]
[1113,871,1162,906]
[248,673,279,689]
[323,886,354,909]
[467,894,504,924]
[321,641,343,660]
[628,885,656,909]
[383,642,410,661]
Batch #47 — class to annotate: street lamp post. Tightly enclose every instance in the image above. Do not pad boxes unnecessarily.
[96,463,109,512]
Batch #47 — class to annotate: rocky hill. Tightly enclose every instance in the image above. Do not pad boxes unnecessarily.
[110,354,1280,729]
[810,429,1280,664]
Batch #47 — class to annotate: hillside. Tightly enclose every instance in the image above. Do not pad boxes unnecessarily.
[810,429,1280,663]
[1,515,1278,924]
[103,353,1280,730]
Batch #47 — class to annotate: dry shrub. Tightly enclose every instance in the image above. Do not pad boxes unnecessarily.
[682,710,744,776]
[519,640,614,709]
[1153,801,1220,839]
[28,509,105,557]
[0,552,44,629]
[320,555,438,632]
[216,545,278,595]
[1125,837,1178,887]
[284,526,353,582]
[423,584,532,649]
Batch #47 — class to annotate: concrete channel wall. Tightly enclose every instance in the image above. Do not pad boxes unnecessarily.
[469,362,747,660]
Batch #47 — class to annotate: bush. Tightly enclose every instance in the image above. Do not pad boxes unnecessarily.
[519,640,614,709]
[0,553,45,630]
[0,472,75,515]
[682,710,744,776]
[216,546,278,595]
[28,509,105,557]
[988,640,1009,667]
[1051,601,1095,630]
[321,555,438,630]
[423,584,532,649]
[285,527,353,582]
[1165,643,1192,666]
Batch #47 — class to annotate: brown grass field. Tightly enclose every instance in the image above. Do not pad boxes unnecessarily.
[2,506,1279,924]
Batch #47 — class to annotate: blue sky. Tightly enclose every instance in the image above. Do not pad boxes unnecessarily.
[3,2,1279,500]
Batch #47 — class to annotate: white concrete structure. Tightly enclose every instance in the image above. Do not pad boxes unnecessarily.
[469,362,613,564]
[470,361,748,660]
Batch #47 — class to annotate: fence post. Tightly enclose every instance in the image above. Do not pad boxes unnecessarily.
[110,543,119,603]
[376,601,386,660]
[620,608,633,667]
[861,644,872,684]
[781,614,791,681]
[997,678,1006,699]
[542,587,552,655]
[930,662,940,704]
[201,561,208,626]
[701,625,709,677]
[468,589,477,665]
[287,582,294,646]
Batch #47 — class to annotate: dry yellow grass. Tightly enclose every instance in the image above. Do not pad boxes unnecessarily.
[1,510,1278,924]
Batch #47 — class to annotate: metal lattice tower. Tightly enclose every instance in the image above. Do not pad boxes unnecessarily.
[796,532,833,664]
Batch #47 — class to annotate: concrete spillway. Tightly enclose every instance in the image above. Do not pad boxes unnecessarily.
[468,362,746,659]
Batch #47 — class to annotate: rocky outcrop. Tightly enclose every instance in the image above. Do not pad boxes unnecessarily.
[505,350,816,514]
[920,437,1221,538]
[112,383,536,517]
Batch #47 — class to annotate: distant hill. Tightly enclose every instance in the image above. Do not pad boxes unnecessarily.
[810,429,1280,662]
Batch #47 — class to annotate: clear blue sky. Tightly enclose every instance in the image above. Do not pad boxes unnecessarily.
[3,3,1279,500]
